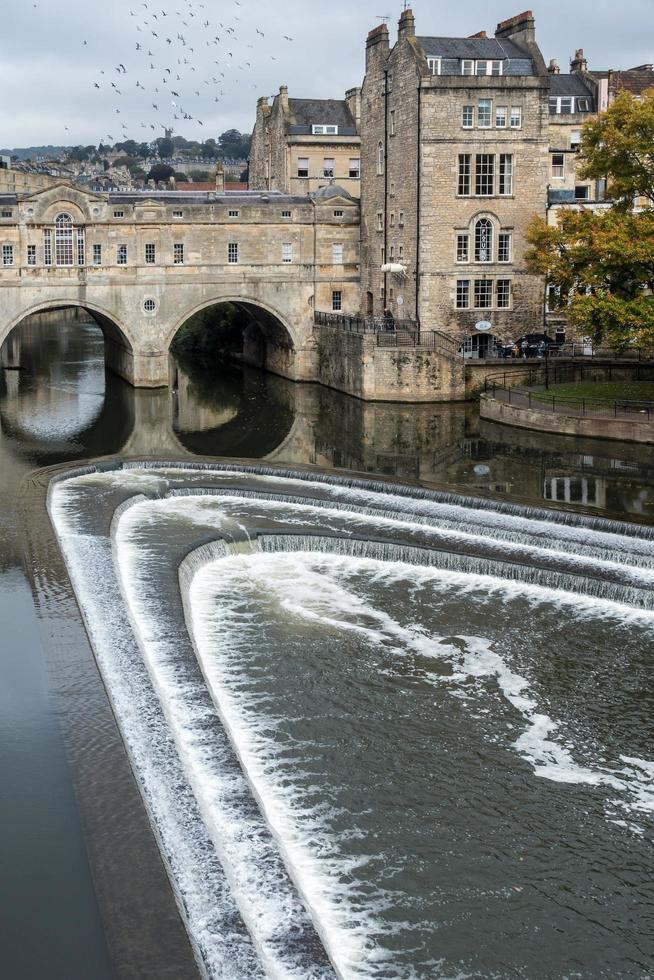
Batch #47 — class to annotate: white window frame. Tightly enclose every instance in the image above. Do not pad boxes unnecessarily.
[76,228,85,267]
[27,244,36,266]
[2,244,14,266]
[552,153,565,179]
[575,185,590,201]
[498,232,512,263]
[173,242,184,265]
[332,289,342,312]
[461,59,475,76]
[427,57,441,75]
[478,99,492,129]
[475,154,495,196]
[228,210,240,218]
[323,157,335,179]
[332,242,344,264]
[333,210,344,218]
[456,279,470,309]
[93,243,102,266]
[227,242,239,264]
[497,278,511,309]
[117,244,128,265]
[377,141,384,176]
[297,157,309,178]
[473,278,493,310]
[349,157,360,179]
[281,210,292,218]
[474,218,493,263]
[312,124,338,135]
[570,130,581,149]
[462,105,475,129]
[495,106,507,128]
[376,211,383,233]
[456,233,470,263]
[499,154,513,196]
[510,106,522,128]
[145,243,156,264]
[113,210,125,219]
[43,229,52,266]
[173,209,184,218]
[458,153,471,196]
[55,213,74,267]
[282,242,293,264]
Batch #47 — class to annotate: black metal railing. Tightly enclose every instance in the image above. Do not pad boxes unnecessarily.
[314,311,461,357]
[484,372,654,421]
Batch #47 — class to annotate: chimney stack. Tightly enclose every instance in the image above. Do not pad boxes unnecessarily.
[366,22,389,67]
[278,84,289,109]
[548,58,560,74]
[495,10,535,44]
[398,8,415,40]
[570,48,588,73]
[215,161,225,192]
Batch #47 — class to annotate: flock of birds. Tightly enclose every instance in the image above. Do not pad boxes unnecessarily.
[49,0,295,145]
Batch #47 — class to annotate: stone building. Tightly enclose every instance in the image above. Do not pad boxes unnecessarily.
[249,86,362,197]
[360,8,551,354]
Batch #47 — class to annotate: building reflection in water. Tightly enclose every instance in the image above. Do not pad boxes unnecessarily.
[2,311,654,522]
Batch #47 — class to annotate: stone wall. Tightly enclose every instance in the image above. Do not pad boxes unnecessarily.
[316,325,465,401]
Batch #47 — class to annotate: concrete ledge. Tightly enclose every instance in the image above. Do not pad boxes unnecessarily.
[480,393,654,444]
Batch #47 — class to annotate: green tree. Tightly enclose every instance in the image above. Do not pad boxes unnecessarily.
[147,163,175,182]
[155,137,174,159]
[526,88,654,348]
[578,88,654,207]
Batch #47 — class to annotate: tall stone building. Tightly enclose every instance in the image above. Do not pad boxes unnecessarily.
[249,86,361,197]
[360,9,550,353]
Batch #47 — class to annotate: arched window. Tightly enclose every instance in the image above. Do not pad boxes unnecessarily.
[54,213,74,266]
[474,218,493,262]
[377,141,384,176]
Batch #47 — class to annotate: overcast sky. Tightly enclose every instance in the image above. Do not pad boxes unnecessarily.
[1,0,651,148]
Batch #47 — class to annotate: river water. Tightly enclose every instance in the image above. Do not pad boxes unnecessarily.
[2,315,654,979]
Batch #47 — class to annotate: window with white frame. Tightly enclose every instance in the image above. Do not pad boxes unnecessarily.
[475,60,502,75]
[499,154,513,195]
[76,228,85,266]
[474,218,493,262]
[349,157,360,178]
[323,158,335,178]
[145,243,156,264]
[427,57,441,75]
[113,210,125,219]
[510,106,522,128]
[577,97,590,112]
[332,242,344,264]
[312,124,338,135]
[377,141,384,176]
[497,279,511,308]
[117,244,128,265]
[332,289,342,311]
[2,244,13,266]
[173,243,184,264]
[43,229,52,266]
[546,284,560,312]
[458,154,471,196]
[478,99,492,128]
[334,210,344,218]
[1,210,12,218]
[495,106,507,128]
[549,96,574,115]
[474,279,493,309]
[456,279,470,308]
[173,209,184,218]
[55,213,74,266]
[552,153,565,178]
[228,210,240,218]
[93,244,102,265]
[462,105,474,128]
[575,185,590,200]
[570,130,581,149]
[27,244,36,266]
[461,59,475,75]
[376,211,383,232]
[456,233,469,263]
[282,210,292,218]
[228,242,238,263]
[297,157,309,178]
[282,242,293,263]
[498,232,512,263]
[475,154,495,196]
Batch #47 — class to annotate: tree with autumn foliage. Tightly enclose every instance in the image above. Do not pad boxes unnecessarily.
[526,88,654,348]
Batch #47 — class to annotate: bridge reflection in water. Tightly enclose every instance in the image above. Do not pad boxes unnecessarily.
[2,311,654,523]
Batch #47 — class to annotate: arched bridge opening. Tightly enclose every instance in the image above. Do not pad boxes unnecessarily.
[168,299,298,384]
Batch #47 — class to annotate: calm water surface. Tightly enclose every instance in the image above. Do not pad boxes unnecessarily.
[1,315,653,978]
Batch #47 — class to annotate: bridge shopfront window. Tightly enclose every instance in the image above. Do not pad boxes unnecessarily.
[55,213,74,266]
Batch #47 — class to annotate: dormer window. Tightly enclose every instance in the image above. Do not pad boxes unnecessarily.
[312,125,338,135]
[462,59,503,76]
[427,57,441,75]
[577,98,590,112]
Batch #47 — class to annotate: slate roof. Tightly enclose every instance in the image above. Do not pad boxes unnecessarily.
[418,35,530,60]
[287,99,357,134]
[0,194,18,205]
[549,73,595,97]
[106,191,310,205]
[591,68,654,97]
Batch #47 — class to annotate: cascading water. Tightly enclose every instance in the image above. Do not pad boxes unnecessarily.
[48,462,654,980]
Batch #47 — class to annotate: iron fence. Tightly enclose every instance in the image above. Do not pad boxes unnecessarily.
[485,373,654,421]
[314,311,460,356]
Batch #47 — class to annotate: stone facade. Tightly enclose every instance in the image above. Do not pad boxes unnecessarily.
[361,9,551,351]
[249,86,362,197]
[0,182,361,387]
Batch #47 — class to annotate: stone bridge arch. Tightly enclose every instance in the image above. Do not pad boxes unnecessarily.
[0,298,137,385]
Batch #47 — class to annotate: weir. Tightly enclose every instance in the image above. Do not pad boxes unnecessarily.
[43,460,654,979]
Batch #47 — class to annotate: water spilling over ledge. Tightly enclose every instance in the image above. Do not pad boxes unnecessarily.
[45,461,654,979]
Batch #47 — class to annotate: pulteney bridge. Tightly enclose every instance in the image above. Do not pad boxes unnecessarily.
[0,182,360,387]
